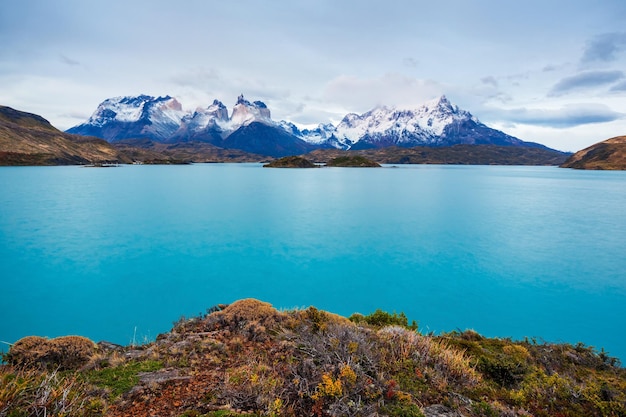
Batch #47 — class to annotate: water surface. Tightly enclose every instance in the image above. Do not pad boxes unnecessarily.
[1,164,625,359]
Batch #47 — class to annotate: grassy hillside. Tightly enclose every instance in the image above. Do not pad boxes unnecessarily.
[0,106,130,165]
[2,299,624,417]
[306,145,569,166]
[561,136,626,170]
[113,139,268,163]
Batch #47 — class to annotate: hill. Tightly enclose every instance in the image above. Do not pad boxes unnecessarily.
[112,139,268,163]
[326,155,381,167]
[0,105,130,165]
[560,135,626,170]
[306,145,569,166]
[2,299,624,417]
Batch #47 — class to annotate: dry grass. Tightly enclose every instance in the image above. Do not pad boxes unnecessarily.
[378,326,480,388]
[7,335,96,371]
[204,299,285,333]
[0,367,105,416]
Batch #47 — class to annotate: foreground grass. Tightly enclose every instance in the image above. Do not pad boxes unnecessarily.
[83,360,163,398]
[2,299,624,417]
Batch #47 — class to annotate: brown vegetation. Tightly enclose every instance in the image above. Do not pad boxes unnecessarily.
[6,335,96,371]
[0,105,130,165]
[561,135,626,170]
[306,145,569,166]
[1,300,624,417]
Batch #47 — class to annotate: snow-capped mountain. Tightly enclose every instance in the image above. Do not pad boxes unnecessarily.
[170,100,229,144]
[275,96,538,150]
[67,95,186,142]
[229,95,272,130]
[278,121,338,146]
[183,100,229,132]
[334,96,470,148]
[67,94,547,156]
[332,96,528,150]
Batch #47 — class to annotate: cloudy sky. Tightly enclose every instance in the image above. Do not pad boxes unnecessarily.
[1,0,626,151]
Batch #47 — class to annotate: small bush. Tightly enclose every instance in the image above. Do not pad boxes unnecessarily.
[350,309,417,330]
[477,355,528,388]
[7,335,95,370]
[203,299,286,341]
[289,306,353,333]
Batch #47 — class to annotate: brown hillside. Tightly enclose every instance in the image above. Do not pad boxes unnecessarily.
[561,135,626,170]
[0,105,131,165]
[306,144,569,166]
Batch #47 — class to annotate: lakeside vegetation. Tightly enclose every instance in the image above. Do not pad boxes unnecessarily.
[2,299,624,417]
[306,145,569,166]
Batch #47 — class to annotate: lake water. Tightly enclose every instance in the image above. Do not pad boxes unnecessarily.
[1,164,625,361]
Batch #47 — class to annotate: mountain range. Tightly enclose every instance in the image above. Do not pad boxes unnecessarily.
[0,105,266,166]
[67,94,551,157]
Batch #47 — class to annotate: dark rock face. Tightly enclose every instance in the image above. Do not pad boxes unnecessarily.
[441,118,544,148]
[224,122,316,158]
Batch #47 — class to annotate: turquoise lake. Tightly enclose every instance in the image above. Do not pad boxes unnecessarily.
[1,164,625,360]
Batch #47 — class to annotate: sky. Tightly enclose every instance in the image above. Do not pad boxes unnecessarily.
[1,0,626,152]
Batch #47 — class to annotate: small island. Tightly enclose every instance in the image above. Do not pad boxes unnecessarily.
[326,155,381,167]
[263,156,318,168]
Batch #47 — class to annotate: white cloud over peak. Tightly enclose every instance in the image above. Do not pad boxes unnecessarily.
[322,73,445,113]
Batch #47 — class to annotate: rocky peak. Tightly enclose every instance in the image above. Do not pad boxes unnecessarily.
[205,100,229,122]
[230,94,272,129]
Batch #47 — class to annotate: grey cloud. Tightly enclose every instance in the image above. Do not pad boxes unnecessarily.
[60,54,80,66]
[581,32,626,63]
[481,76,498,87]
[610,80,626,92]
[403,57,418,68]
[487,104,623,128]
[548,70,624,96]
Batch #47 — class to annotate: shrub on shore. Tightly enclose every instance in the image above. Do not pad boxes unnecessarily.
[6,335,96,370]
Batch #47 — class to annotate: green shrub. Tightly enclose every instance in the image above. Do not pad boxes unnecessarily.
[477,355,528,388]
[349,309,417,330]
